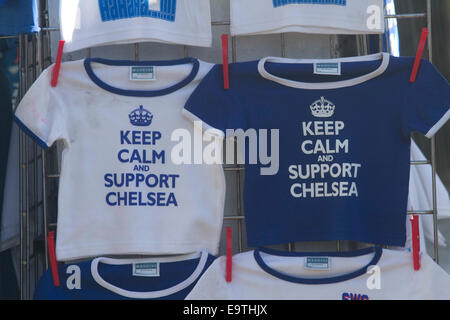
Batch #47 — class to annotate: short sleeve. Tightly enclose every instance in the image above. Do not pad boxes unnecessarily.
[405,60,450,138]
[185,257,230,300]
[14,66,67,148]
[183,65,246,138]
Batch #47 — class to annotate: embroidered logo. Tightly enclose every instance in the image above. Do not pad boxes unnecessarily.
[310,97,335,118]
[129,105,154,127]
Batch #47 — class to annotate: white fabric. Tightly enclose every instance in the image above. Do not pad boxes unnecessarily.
[15,59,225,261]
[230,0,385,36]
[187,249,450,300]
[60,0,212,52]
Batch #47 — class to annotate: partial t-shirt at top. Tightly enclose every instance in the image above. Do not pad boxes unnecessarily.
[0,0,40,36]
[183,53,450,248]
[14,58,225,261]
[60,0,212,52]
[230,0,385,36]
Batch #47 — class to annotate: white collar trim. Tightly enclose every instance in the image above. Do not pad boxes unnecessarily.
[91,251,208,299]
[258,53,390,90]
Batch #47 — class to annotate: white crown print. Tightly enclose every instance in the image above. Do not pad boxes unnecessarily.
[310,97,335,118]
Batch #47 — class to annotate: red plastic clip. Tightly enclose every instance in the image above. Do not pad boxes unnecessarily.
[51,40,65,87]
[226,227,232,282]
[410,215,421,271]
[409,28,429,83]
[47,231,60,286]
[14,47,19,65]
[221,34,229,90]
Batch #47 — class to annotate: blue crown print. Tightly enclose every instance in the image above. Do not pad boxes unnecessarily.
[129,105,153,127]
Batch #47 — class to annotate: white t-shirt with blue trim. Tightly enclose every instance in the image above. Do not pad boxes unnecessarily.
[231,0,384,36]
[60,0,212,52]
[187,248,450,300]
[14,58,225,261]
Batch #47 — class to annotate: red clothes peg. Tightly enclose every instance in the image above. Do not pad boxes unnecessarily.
[410,215,421,271]
[409,28,429,83]
[51,40,65,87]
[221,34,229,90]
[47,231,60,286]
[226,227,232,282]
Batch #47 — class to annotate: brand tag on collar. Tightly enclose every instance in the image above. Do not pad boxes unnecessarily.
[314,62,341,75]
[304,257,331,270]
[132,262,160,277]
[130,66,156,81]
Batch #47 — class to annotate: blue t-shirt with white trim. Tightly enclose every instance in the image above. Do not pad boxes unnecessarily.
[184,53,450,247]
[0,0,39,36]
[34,251,215,300]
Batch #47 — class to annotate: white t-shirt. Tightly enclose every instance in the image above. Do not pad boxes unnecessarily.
[14,58,225,261]
[187,247,450,300]
[60,0,212,52]
[230,0,385,36]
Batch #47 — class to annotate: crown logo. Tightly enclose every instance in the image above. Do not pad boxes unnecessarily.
[129,105,153,126]
[310,97,335,118]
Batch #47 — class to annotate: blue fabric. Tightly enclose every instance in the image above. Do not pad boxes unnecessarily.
[0,0,39,35]
[34,254,215,300]
[0,249,19,299]
[184,56,450,247]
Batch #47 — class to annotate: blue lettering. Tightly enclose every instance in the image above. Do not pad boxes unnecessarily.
[167,193,177,206]
[117,0,129,18]
[120,131,131,144]
[98,0,111,21]
[126,0,135,17]
[104,173,113,187]
[106,192,116,205]
[98,0,177,22]
[147,192,156,206]
[118,149,129,163]
[109,0,119,20]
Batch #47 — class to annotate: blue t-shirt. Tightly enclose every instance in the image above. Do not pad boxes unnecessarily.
[184,53,450,247]
[34,251,215,300]
[0,0,39,36]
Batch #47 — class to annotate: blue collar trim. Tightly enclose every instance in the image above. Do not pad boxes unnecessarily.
[254,246,382,285]
[83,57,199,97]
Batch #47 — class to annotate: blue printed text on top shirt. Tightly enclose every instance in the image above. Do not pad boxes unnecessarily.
[98,0,177,22]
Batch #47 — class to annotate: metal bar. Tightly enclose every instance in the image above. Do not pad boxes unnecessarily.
[426,0,438,264]
[135,43,139,61]
[407,210,434,215]
[385,13,426,19]
[24,34,31,300]
[38,12,427,35]
[280,33,286,57]
[18,36,24,299]
[223,216,245,221]
[411,160,431,165]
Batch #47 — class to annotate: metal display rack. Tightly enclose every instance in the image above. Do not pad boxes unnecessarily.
[11,0,442,300]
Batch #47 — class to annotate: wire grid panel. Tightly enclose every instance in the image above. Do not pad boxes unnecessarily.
[16,0,441,299]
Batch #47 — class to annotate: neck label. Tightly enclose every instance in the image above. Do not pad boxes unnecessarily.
[130,66,156,81]
[314,62,341,75]
[132,262,160,277]
[304,257,331,270]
